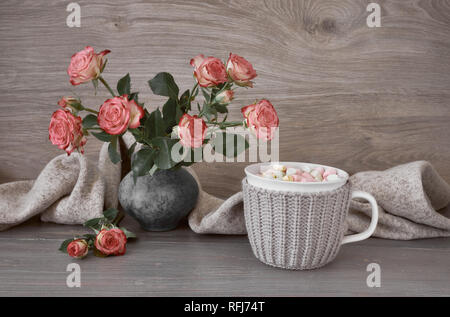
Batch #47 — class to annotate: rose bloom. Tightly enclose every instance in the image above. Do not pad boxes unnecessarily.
[67,239,89,259]
[95,228,127,256]
[241,99,279,141]
[58,96,81,109]
[226,53,257,87]
[190,54,228,88]
[98,95,144,135]
[49,109,87,155]
[178,114,208,148]
[68,46,110,85]
[215,90,234,105]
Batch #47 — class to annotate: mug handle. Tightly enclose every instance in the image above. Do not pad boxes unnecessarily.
[341,191,379,245]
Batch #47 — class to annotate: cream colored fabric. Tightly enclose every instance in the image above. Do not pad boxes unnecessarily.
[0,143,121,231]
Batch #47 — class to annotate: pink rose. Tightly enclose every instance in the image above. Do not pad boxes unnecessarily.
[49,109,87,155]
[215,90,234,105]
[241,99,279,141]
[95,228,127,256]
[178,114,208,148]
[226,53,257,87]
[98,95,144,135]
[190,54,228,88]
[67,239,89,259]
[67,46,110,85]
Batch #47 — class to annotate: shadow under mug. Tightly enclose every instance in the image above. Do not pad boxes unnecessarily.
[242,177,379,270]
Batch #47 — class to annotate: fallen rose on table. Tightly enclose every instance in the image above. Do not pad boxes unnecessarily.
[59,208,136,258]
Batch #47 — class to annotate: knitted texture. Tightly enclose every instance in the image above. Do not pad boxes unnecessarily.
[243,180,351,270]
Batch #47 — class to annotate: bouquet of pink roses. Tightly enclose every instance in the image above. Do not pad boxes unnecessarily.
[49,46,279,182]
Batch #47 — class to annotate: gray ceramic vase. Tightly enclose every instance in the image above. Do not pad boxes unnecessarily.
[118,168,199,231]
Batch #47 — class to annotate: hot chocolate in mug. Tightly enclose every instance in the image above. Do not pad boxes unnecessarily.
[243,162,379,270]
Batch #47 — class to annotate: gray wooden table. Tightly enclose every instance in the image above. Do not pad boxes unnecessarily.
[0,216,448,297]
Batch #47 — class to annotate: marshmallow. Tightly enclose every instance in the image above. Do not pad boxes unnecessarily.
[323,168,337,178]
[259,164,343,184]
[272,164,287,172]
[286,168,297,176]
[302,166,311,173]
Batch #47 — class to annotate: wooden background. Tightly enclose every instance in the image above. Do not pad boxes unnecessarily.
[1,0,450,198]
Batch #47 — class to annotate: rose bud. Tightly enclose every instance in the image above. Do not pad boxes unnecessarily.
[190,54,228,88]
[178,114,208,148]
[58,96,81,110]
[241,99,279,141]
[67,239,89,259]
[98,95,144,135]
[68,46,110,86]
[94,228,127,256]
[49,109,87,155]
[226,53,257,87]
[215,90,234,105]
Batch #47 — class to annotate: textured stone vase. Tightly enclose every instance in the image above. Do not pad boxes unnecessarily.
[118,168,199,231]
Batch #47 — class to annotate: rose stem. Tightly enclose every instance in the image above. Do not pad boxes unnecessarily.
[98,76,116,98]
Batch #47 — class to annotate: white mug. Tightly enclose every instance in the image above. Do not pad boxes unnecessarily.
[244,162,378,246]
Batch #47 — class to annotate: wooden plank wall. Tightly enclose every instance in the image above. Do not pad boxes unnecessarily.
[1,0,449,198]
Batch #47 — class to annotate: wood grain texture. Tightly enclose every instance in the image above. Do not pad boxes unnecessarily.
[0,216,449,296]
[0,0,450,199]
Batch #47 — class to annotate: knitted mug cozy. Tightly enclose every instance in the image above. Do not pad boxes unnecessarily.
[243,179,351,270]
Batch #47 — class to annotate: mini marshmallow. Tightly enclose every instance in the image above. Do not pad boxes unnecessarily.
[313,167,325,175]
[302,166,311,173]
[310,169,321,179]
[323,168,337,178]
[302,172,316,182]
[286,168,297,176]
[282,175,294,182]
[272,164,287,172]
[272,170,284,179]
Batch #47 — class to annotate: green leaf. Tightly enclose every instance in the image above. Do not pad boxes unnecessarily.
[128,128,145,144]
[82,234,97,241]
[129,92,139,103]
[82,114,98,129]
[179,89,190,110]
[202,88,211,103]
[152,137,179,170]
[59,238,74,253]
[215,104,228,114]
[127,142,137,157]
[145,108,166,139]
[108,136,121,164]
[117,73,131,96]
[202,103,217,121]
[120,227,137,239]
[213,132,249,158]
[162,98,178,130]
[103,208,119,222]
[92,131,112,142]
[83,217,103,229]
[175,106,184,123]
[69,101,84,112]
[148,72,179,100]
[131,148,157,182]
